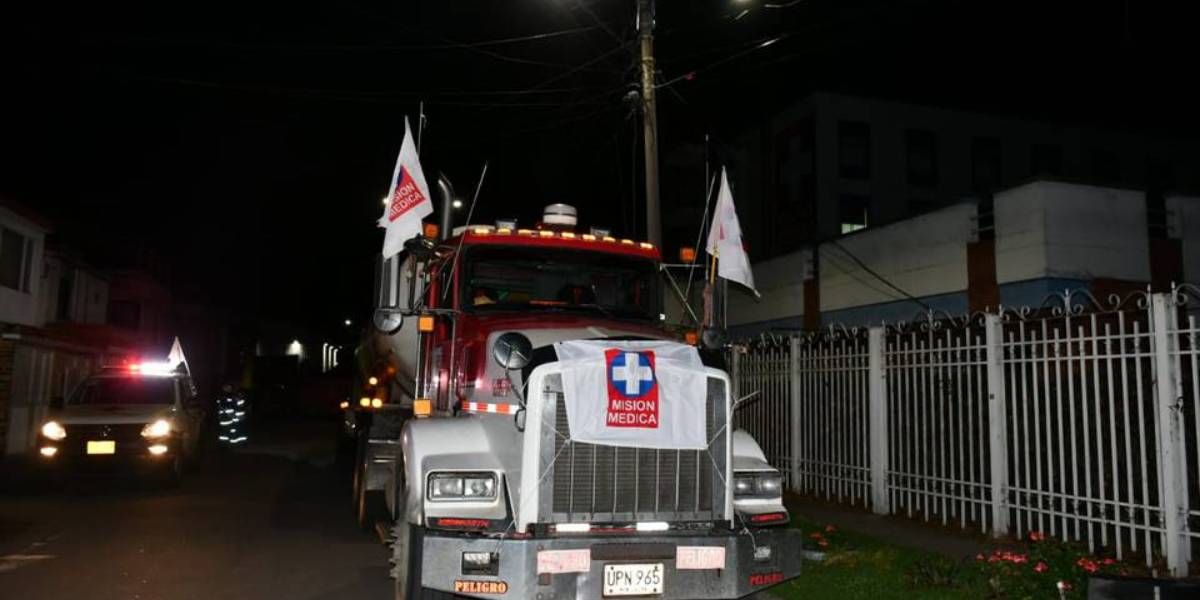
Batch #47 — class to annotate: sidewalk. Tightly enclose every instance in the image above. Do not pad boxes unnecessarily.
[787,496,996,560]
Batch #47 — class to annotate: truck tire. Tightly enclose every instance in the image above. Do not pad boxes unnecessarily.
[358,488,389,531]
[391,523,459,600]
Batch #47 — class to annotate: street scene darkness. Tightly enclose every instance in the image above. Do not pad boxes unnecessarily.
[3,1,1200,599]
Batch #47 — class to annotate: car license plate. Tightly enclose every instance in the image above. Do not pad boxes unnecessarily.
[86,440,116,455]
[603,563,663,597]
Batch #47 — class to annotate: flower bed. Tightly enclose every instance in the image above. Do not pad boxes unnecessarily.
[974,531,1151,598]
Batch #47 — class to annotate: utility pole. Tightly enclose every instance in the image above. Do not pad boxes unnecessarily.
[638,0,662,247]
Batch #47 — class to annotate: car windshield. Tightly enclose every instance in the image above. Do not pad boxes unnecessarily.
[69,377,176,406]
[462,245,659,320]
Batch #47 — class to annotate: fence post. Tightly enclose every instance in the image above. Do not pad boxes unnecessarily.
[789,336,802,492]
[1150,292,1190,576]
[868,327,889,514]
[984,313,1010,537]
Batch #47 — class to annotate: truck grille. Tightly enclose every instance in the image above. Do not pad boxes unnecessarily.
[538,375,728,524]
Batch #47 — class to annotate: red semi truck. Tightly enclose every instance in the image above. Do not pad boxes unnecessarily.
[348,203,801,599]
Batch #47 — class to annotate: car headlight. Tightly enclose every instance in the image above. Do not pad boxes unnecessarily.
[427,472,498,501]
[734,471,783,498]
[140,419,172,439]
[41,421,67,441]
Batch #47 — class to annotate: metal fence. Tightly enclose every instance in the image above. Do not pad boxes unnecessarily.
[731,288,1199,576]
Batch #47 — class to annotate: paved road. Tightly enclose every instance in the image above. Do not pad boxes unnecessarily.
[0,419,393,600]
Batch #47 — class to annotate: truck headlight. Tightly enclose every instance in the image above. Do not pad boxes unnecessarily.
[41,421,67,441]
[141,419,172,439]
[427,472,498,501]
[734,471,783,498]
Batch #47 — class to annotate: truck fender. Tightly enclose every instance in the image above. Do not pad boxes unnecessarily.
[731,429,774,471]
[397,417,509,526]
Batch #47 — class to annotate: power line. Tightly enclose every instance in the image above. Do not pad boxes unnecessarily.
[90,26,600,53]
[656,34,789,90]
[827,240,931,311]
[108,71,624,107]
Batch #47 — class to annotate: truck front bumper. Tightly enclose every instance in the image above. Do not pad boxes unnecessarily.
[421,527,803,600]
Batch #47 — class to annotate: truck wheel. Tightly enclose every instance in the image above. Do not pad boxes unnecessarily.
[357,488,389,531]
[391,523,459,600]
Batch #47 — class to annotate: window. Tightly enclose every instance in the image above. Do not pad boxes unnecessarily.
[0,226,33,292]
[69,377,175,406]
[1030,144,1062,177]
[57,271,74,321]
[905,129,939,186]
[462,246,659,320]
[840,194,870,234]
[971,137,1002,192]
[838,121,871,180]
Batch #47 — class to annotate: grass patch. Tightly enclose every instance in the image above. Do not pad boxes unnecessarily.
[768,517,984,600]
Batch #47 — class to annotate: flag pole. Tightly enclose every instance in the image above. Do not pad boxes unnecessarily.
[417,101,426,154]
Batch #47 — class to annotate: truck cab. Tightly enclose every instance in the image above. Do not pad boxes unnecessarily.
[355,206,802,599]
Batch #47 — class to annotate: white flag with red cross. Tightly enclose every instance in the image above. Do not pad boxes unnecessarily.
[378,117,433,258]
[705,167,759,297]
[553,340,708,450]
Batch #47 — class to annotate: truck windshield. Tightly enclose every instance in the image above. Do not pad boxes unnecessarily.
[69,377,176,406]
[462,245,659,320]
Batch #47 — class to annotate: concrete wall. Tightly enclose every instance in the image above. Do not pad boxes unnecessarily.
[727,249,811,327]
[1169,195,1200,286]
[0,206,47,328]
[995,181,1149,284]
[820,202,975,311]
[729,180,1190,334]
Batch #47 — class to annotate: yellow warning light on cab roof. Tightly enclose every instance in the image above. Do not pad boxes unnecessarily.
[413,398,432,417]
[538,230,555,238]
[620,239,635,245]
[472,227,491,235]
[560,232,576,239]
[368,376,378,386]
[496,227,512,235]
[581,234,596,241]
[359,397,371,408]
[639,242,654,250]
[371,398,383,409]
[423,223,440,239]
[418,315,436,333]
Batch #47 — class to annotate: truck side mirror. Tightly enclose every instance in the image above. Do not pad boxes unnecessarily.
[373,309,404,335]
[374,246,429,329]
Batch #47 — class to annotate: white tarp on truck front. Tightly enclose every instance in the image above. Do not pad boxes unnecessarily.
[553,340,708,450]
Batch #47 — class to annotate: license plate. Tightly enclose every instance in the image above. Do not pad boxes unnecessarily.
[603,563,663,597]
[86,440,115,455]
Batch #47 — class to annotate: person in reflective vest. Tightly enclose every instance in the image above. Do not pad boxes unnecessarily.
[216,383,249,444]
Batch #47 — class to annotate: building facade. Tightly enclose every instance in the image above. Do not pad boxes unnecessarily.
[728,180,1199,335]
[720,92,1200,262]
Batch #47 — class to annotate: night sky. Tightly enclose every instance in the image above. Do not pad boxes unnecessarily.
[4,0,1194,334]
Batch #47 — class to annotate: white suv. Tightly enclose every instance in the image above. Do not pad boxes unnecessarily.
[36,364,208,485]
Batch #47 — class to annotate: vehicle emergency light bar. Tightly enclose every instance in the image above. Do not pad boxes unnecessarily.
[126,361,182,376]
[467,226,654,250]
